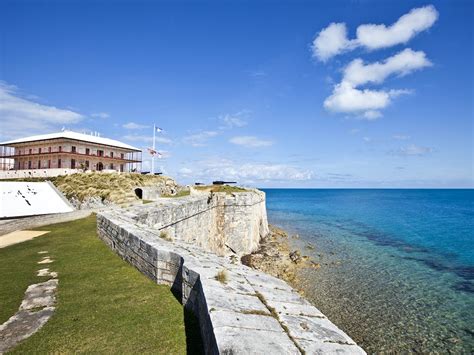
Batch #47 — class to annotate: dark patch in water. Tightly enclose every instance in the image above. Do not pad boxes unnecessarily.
[402,256,474,287]
[453,281,474,294]
[453,266,474,280]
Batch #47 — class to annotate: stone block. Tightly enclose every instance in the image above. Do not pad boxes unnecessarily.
[214,327,300,355]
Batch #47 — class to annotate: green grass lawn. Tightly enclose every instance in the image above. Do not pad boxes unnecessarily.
[0,215,202,354]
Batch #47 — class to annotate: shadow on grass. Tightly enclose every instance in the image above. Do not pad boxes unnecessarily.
[169,263,204,354]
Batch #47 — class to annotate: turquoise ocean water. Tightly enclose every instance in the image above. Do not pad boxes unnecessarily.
[262,189,473,353]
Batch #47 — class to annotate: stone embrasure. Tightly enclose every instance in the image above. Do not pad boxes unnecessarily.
[97,207,366,354]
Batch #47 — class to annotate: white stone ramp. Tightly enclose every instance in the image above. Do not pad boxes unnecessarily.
[0,181,74,218]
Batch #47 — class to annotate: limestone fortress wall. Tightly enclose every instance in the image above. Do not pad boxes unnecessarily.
[127,190,269,256]
[97,190,365,354]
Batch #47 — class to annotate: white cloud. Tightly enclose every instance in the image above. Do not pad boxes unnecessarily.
[123,134,172,144]
[311,23,355,62]
[218,111,249,129]
[356,5,439,50]
[229,136,273,148]
[181,158,313,183]
[363,110,383,120]
[250,70,267,77]
[91,112,110,119]
[343,49,431,87]
[324,82,392,115]
[312,5,438,61]
[393,134,411,140]
[179,167,193,176]
[183,131,218,147]
[395,144,433,156]
[324,49,425,118]
[0,82,84,139]
[363,136,372,142]
[123,122,150,130]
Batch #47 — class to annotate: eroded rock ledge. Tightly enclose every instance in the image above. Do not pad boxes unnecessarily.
[97,207,366,354]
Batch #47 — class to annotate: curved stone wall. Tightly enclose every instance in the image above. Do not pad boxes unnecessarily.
[124,190,269,256]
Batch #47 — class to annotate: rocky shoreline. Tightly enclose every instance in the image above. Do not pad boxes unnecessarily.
[241,225,319,289]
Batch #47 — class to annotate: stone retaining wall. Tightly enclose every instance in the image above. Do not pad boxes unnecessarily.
[125,190,269,256]
[97,209,366,354]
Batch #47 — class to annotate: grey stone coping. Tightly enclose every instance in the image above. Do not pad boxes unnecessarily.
[97,209,366,354]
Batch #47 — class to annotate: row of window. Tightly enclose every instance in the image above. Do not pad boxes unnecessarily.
[17,146,125,159]
[20,159,124,171]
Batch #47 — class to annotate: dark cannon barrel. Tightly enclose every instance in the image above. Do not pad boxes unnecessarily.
[212,181,237,185]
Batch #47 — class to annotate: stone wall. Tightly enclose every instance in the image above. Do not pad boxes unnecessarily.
[97,210,365,354]
[0,168,79,180]
[125,190,269,257]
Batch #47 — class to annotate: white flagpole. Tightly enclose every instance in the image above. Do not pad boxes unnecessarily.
[152,124,156,175]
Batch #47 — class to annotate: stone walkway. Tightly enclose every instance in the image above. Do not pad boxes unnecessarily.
[0,252,58,354]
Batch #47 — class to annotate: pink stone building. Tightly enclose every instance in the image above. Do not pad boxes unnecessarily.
[0,131,141,175]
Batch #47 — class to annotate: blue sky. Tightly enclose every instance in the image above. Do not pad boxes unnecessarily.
[1,0,472,187]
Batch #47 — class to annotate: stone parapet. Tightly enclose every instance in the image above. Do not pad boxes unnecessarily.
[97,210,366,355]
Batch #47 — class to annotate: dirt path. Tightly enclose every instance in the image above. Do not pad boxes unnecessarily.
[0,231,50,249]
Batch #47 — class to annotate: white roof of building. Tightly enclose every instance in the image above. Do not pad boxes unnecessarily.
[0,131,140,151]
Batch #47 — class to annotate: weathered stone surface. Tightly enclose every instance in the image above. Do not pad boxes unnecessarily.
[213,327,301,354]
[279,314,356,344]
[210,310,281,332]
[298,339,366,354]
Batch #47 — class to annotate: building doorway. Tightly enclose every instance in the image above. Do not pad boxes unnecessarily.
[97,162,104,171]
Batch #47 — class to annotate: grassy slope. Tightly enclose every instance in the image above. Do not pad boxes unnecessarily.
[0,215,201,353]
[4,173,176,205]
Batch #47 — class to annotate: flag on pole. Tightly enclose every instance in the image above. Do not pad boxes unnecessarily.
[147,147,157,155]
[156,127,163,133]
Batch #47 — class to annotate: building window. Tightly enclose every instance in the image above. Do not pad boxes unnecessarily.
[71,159,76,169]
[110,152,114,158]
[39,148,42,153]
[120,153,124,159]
[29,148,32,154]
[86,148,90,155]
[120,164,124,172]
[48,160,51,168]
[58,159,61,168]
[38,160,41,169]
[49,147,52,153]
[85,160,89,168]
[97,150,104,157]
[28,161,32,169]
[59,146,62,152]
[71,146,76,153]
[110,163,114,170]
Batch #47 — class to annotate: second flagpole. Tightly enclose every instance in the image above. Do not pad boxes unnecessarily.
[152,123,156,175]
